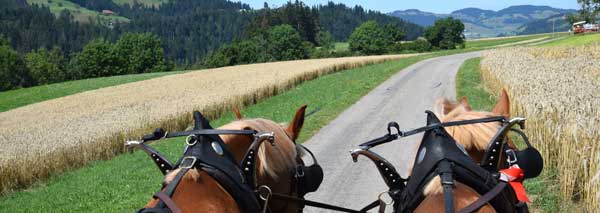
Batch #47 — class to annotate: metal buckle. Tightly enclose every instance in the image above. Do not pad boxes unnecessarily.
[186,135,198,146]
[506,149,518,165]
[180,156,197,169]
[295,166,305,178]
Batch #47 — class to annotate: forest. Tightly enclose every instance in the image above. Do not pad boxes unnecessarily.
[0,0,426,91]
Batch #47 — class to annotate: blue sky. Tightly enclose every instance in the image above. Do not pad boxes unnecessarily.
[239,0,580,14]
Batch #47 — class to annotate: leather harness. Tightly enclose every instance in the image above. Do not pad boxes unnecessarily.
[128,111,323,213]
[352,111,541,213]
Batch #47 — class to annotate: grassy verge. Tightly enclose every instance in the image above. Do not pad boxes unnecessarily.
[456,57,561,212]
[539,33,600,46]
[0,71,184,112]
[0,49,478,211]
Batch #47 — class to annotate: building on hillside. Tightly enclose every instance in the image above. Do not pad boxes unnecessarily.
[102,10,115,16]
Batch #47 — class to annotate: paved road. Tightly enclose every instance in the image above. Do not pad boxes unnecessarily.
[303,51,482,212]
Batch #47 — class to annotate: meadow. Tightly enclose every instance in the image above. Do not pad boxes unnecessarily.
[0,54,416,195]
[480,45,600,211]
[540,33,600,46]
[26,0,130,24]
[464,33,564,48]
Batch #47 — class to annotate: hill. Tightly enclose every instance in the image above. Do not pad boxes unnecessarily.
[389,5,576,38]
[318,2,423,41]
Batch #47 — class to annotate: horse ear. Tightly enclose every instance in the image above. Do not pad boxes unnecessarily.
[233,106,243,120]
[460,96,472,111]
[492,89,510,118]
[433,98,456,118]
[286,105,307,141]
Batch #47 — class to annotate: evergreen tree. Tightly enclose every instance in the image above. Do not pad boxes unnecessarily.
[0,36,30,91]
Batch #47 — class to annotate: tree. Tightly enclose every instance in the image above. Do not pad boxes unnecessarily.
[316,30,334,50]
[114,33,172,74]
[70,39,121,79]
[0,39,30,91]
[383,23,406,43]
[424,17,465,50]
[25,47,67,85]
[348,21,390,55]
[576,0,600,23]
[267,25,309,61]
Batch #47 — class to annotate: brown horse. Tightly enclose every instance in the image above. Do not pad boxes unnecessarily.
[415,89,516,213]
[144,106,308,213]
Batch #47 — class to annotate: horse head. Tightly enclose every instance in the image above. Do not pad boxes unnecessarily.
[142,105,313,213]
[416,89,517,213]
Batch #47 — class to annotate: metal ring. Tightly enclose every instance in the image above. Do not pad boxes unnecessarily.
[257,185,272,201]
[378,191,394,206]
[186,135,198,146]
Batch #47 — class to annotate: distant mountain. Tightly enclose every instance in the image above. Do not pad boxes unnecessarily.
[388,9,445,26]
[389,5,577,38]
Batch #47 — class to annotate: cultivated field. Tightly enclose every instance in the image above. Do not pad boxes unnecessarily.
[0,54,415,194]
[481,46,600,211]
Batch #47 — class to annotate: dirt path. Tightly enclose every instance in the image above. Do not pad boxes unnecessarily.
[303,51,482,211]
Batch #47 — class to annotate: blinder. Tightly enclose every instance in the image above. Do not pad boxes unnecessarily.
[480,117,543,179]
[295,144,324,197]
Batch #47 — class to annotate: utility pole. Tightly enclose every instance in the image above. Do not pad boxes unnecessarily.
[553,18,556,38]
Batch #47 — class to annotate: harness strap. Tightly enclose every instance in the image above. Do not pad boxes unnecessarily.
[401,116,505,137]
[360,200,381,212]
[154,191,182,213]
[152,161,192,210]
[269,192,364,213]
[167,129,257,138]
[457,182,508,213]
[438,161,455,213]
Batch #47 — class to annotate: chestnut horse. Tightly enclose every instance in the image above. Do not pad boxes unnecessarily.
[415,89,516,212]
[144,106,308,213]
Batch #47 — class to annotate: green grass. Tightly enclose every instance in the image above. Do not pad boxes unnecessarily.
[465,33,562,49]
[0,49,481,211]
[0,71,184,113]
[455,58,495,111]
[539,33,600,46]
[112,0,167,7]
[26,0,130,24]
[456,57,561,212]
[334,42,349,52]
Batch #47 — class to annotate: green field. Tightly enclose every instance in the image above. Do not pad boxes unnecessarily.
[540,33,600,46]
[26,0,130,24]
[0,48,486,211]
[465,33,559,48]
[112,0,167,7]
[0,71,184,112]
[334,42,349,52]
[455,58,562,212]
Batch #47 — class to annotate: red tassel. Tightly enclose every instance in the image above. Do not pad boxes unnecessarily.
[500,166,531,203]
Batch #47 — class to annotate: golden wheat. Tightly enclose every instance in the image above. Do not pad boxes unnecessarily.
[480,46,600,211]
[0,54,417,194]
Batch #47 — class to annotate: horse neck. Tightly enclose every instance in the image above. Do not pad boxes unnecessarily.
[146,169,240,212]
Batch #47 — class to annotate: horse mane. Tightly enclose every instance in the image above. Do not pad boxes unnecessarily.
[435,99,502,154]
[220,118,298,180]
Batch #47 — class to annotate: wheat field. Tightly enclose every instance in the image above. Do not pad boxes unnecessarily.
[0,54,416,194]
[481,46,600,211]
